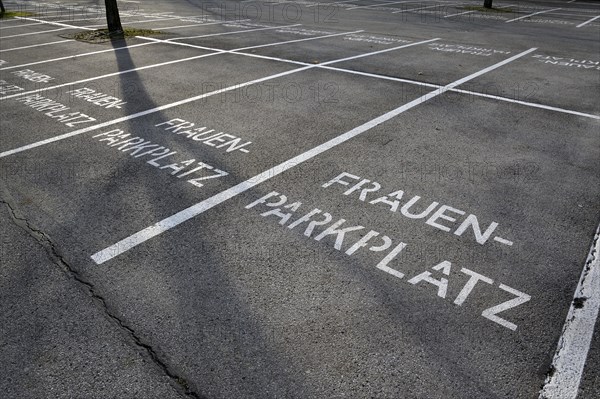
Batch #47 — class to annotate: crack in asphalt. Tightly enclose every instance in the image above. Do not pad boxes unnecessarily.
[0,188,206,399]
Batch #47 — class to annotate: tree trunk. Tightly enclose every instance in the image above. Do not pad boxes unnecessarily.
[484,0,493,8]
[104,0,123,36]
[0,0,7,15]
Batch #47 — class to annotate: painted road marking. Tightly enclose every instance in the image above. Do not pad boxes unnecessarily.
[505,8,562,23]
[0,50,226,101]
[392,3,461,14]
[444,4,514,18]
[444,10,474,18]
[168,24,303,41]
[576,15,600,27]
[1,27,72,39]
[0,42,158,71]
[0,39,75,53]
[6,17,597,121]
[234,29,364,50]
[14,16,95,31]
[540,223,600,398]
[347,1,418,11]
[90,47,535,265]
[0,38,438,157]
[305,0,362,7]
[0,29,362,101]
[141,35,600,120]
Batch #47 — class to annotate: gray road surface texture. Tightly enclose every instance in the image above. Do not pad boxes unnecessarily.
[0,0,598,398]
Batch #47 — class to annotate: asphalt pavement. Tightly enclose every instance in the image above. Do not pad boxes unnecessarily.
[1,0,599,398]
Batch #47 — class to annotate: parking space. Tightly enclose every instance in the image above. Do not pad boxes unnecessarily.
[1,0,598,398]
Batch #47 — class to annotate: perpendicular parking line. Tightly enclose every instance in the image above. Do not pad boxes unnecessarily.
[139,35,600,120]
[576,15,600,27]
[0,42,159,71]
[0,39,75,52]
[0,37,438,158]
[1,27,73,39]
[540,222,600,399]
[392,3,462,14]
[0,18,252,71]
[0,24,319,100]
[89,47,536,265]
[505,8,562,23]
[168,24,302,41]
[347,1,419,11]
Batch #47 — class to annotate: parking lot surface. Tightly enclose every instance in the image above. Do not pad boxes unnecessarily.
[1,0,599,398]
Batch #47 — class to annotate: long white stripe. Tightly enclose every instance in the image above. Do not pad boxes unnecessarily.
[539,223,600,399]
[505,8,561,22]
[90,47,535,264]
[444,4,514,18]
[576,15,600,27]
[0,39,74,52]
[347,1,418,11]
[139,35,600,120]
[234,29,363,50]
[0,38,437,158]
[392,3,460,14]
[305,0,359,7]
[1,26,71,38]
[444,10,473,17]
[0,42,158,71]
[0,15,178,30]
[0,29,362,100]
[169,24,301,41]
[14,16,95,30]
[0,51,226,101]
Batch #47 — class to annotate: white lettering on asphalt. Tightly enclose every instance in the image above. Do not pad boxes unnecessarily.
[155,118,252,154]
[92,129,229,187]
[15,94,96,127]
[246,190,531,330]
[322,172,509,246]
[0,80,24,95]
[66,87,127,109]
[12,69,54,83]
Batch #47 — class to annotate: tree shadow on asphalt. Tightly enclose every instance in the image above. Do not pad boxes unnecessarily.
[65,36,320,397]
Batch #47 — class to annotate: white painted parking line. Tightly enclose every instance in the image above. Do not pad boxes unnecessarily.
[444,10,474,17]
[14,16,95,30]
[576,15,600,27]
[83,16,207,28]
[444,4,514,18]
[141,35,600,121]
[0,50,226,101]
[0,22,48,30]
[392,3,460,14]
[0,38,437,158]
[0,39,75,52]
[505,8,562,23]
[540,223,600,399]
[0,28,359,100]
[0,42,158,71]
[305,0,360,7]
[449,89,600,119]
[90,47,535,264]
[234,29,364,50]
[1,27,72,38]
[347,1,418,11]
[169,24,302,41]
[148,20,248,31]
